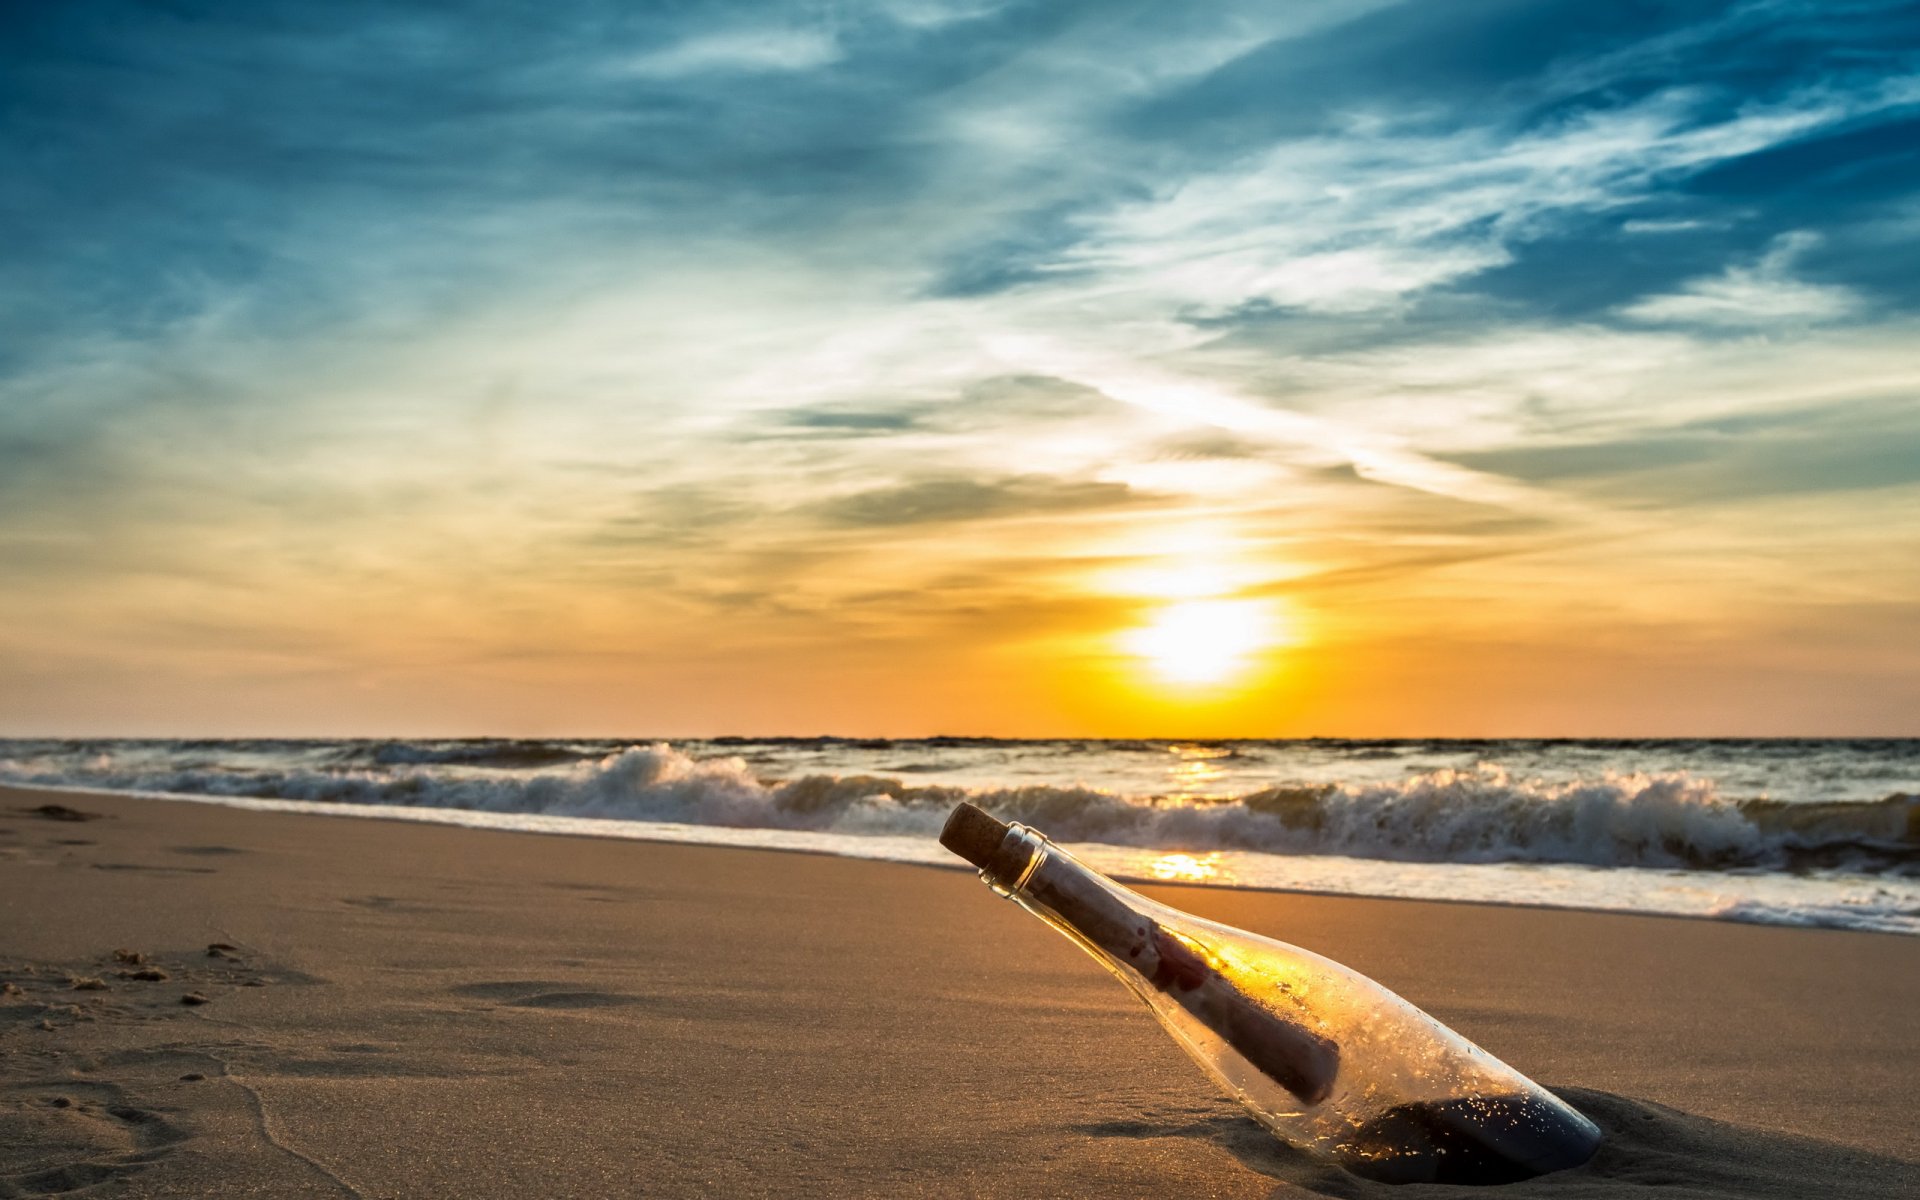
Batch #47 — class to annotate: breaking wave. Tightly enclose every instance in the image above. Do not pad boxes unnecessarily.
[3,743,1912,876]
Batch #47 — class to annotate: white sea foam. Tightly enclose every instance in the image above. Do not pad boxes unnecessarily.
[8,743,1906,870]
[3,739,1915,935]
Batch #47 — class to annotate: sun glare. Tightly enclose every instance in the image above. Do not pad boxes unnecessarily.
[1124,598,1273,687]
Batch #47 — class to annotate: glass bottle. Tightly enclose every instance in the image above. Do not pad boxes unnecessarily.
[940,803,1601,1184]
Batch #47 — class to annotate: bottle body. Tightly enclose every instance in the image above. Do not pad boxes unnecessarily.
[962,814,1600,1184]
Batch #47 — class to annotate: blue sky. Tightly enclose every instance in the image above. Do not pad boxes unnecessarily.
[3,0,1918,735]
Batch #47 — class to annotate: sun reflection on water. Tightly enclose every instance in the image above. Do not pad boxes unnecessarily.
[1165,742,1235,798]
[1148,852,1227,883]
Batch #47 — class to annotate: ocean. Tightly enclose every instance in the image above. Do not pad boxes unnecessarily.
[3,737,1915,935]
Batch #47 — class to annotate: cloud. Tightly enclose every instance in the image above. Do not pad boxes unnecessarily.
[810,475,1140,527]
[1047,80,1917,319]
[874,0,1010,30]
[1619,232,1862,326]
[765,408,922,437]
[1445,392,1920,505]
[623,27,842,78]
[981,334,1566,511]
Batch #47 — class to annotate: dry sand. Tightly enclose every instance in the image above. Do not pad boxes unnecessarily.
[1,784,1915,1198]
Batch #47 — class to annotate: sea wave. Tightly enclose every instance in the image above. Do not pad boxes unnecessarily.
[352,740,604,769]
[3,743,1912,875]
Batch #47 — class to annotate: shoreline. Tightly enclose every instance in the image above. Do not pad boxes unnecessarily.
[7,780,1914,938]
[3,785,1916,1196]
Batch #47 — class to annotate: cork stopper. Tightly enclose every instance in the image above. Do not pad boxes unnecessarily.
[940,802,1011,870]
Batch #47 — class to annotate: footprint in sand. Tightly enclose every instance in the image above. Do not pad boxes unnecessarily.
[0,1080,190,1196]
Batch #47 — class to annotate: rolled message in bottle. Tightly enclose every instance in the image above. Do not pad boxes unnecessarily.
[940,802,1601,1184]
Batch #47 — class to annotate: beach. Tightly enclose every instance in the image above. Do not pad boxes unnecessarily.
[2,785,1915,1198]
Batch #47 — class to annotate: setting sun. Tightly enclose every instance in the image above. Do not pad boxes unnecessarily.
[1124,599,1275,687]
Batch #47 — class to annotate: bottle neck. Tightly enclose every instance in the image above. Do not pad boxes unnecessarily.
[980,826,1160,973]
[977,823,1050,898]
[973,821,1342,1106]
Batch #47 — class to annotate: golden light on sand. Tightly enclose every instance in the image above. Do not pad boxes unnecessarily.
[1124,598,1274,687]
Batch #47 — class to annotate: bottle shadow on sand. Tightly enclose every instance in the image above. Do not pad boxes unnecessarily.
[1075,1087,1919,1198]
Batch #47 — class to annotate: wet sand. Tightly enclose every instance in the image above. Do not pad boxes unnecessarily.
[2,785,1915,1197]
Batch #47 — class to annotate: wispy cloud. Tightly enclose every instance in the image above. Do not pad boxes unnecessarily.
[1049,80,1918,317]
[1620,232,1861,325]
[624,27,842,77]
[811,475,1141,527]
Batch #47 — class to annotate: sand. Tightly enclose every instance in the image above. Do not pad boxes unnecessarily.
[1,785,1915,1198]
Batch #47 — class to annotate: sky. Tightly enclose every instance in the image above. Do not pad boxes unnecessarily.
[3,0,1918,738]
